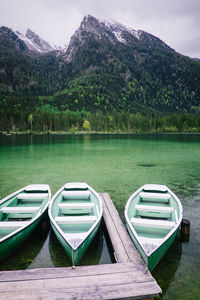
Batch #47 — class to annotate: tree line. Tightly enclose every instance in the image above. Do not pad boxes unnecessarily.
[0,109,200,134]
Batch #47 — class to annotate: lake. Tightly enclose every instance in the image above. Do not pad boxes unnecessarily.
[0,133,200,299]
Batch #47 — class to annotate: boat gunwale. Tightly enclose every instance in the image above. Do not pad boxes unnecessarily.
[0,184,51,243]
[48,183,103,251]
[124,184,183,258]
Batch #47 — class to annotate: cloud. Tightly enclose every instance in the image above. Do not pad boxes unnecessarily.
[0,0,200,57]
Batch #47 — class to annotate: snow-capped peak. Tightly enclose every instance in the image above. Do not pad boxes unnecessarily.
[63,15,172,62]
[15,29,55,53]
[100,19,142,44]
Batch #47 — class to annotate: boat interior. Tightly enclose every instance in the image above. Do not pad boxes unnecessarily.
[53,186,100,234]
[129,188,179,242]
[0,188,49,238]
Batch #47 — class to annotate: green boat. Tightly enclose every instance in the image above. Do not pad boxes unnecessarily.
[0,184,51,262]
[48,182,103,266]
[124,184,183,271]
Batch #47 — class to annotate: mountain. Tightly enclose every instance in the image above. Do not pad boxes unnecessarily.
[0,26,55,53]
[0,26,68,99]
[0,26,29,53]
[0,15,200,114]
[63,15,173,62]
[16,29,56,53]
[59,15,200,113]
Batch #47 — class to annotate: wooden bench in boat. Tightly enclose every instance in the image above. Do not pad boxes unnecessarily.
[17,193,47,201]
[1,206,40,214]
[55,215,97,225]
[64,182,88,190]
[25,185,49,192]
[135,204,173,213]
[62,191,91,200]
[131,217,175,229]
[138,236,163,247]
[58,202,94,213]
[0,221,30,229]
[139,192,170,203]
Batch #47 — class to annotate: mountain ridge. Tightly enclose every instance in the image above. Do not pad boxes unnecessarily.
[0,15,200,114]
[63,15,174,62]
[16,28,56,53]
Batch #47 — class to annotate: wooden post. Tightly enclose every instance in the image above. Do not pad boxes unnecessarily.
[181,218,190,242]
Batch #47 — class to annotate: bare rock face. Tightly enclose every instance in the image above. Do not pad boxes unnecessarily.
[0,26,28,52]
[0,26,56,54]
[25,29,55,53]
[63,15,173,62]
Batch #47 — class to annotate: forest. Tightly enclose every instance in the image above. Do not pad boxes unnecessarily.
[0,108,200,134]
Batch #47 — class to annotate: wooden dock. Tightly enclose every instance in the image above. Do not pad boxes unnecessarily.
[0,193,161,300]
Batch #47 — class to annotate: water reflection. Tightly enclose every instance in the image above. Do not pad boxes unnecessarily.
[152,237,182,298]
[0,218,50,271]
[49,227,105,267]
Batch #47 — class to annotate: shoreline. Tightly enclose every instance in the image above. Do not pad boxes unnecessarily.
[1,130,200,136]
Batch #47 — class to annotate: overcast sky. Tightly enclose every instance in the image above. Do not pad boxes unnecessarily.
[1,0,200,58]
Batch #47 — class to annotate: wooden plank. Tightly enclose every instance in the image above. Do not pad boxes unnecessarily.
[135,204,173,213]
[0,262,145,281]
[0,221,30,228]
[0,263,161,300]
[17,193,46,200]
[100,193,144,264]
[55,215,97,224]
[1,206,40,213]
[131,217,175,228]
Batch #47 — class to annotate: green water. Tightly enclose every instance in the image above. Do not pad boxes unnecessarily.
[0,133,200,299]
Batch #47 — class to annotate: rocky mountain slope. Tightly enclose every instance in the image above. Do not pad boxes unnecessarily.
[0,15,200,113]
[63,15,173,62]
[16,29,55,53]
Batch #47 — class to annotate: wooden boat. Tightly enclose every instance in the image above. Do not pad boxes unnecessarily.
[48,182,103,266]
[124,184,183,271]
[0,184,51,262]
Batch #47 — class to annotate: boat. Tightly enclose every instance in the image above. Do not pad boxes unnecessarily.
[48,182,103,266]
[124,184,183,271]
[0,184,51,262]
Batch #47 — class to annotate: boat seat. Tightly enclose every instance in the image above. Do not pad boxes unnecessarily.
[135,204,173,213]
[62,191,91,200]
[143,184,167,192]
[0,221,30,229]
[1,206,40,214]
[55,215,97,224]
[64,182,88,190]
[58,202,94,213]
[139,236,163,245]
[25,185,49,192]
[64,232,87,239]
[131,217,175,229]
[17,193,47,201]
[139,192,170,203]
[138,236,163,254]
